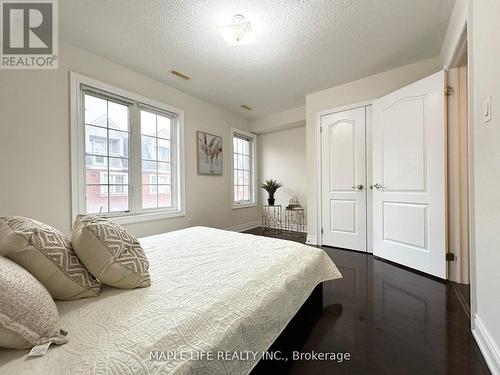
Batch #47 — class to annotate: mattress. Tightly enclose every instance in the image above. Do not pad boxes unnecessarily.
[0,226,341,375]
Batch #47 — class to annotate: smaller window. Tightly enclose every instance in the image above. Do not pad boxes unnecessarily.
[231,128,257,208]
[109,138,121,155]
[89,135,106,154]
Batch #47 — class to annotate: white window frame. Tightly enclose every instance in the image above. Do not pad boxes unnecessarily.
[230,127,257,209]
[70,72,185,225]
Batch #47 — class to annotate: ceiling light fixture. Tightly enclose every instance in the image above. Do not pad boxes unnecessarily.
[218,14,256,47]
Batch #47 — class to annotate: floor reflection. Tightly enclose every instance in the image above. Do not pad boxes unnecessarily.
[288,247,489,375]
[244,228,489,374]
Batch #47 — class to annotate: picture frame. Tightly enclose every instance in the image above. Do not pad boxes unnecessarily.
[196,131,223,175]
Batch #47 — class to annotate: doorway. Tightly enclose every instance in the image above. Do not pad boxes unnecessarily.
[319,69,466,280]
[320,106,370,252]
[446,27,470,313]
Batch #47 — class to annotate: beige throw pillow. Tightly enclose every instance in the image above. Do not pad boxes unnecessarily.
[72,215,151,288]
[0,216,101,300]
[0,256,68,349]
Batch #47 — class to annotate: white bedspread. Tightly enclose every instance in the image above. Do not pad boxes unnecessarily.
[0,226,341,375]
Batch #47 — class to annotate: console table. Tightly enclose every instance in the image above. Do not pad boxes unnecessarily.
[262,205,306,238]
[283,206,306,237]
[262,205,282,234]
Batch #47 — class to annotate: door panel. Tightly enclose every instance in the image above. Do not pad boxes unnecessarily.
[372,71,446,278]
[321,107,366,251]
[330,199,356,232]
[330,122,355,189]
[382,97,426,191]
[383,202,427,249]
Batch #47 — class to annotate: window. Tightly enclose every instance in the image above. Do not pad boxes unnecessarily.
[141,110,172,209]
[109,138,122,155]
[84,94,130,214]
[87,135,107,166]
[71,73,185,224]
[231,128,257,208]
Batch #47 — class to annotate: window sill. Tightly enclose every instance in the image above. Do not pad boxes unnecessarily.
[103,210,185,225]
[232,202,257,210]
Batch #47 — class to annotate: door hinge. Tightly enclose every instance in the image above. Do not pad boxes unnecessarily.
[320,126,323,133]
[321,228,324,235]
[446,252,455,261]
[444,86,454,96]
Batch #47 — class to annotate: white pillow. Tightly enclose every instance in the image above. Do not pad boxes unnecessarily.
[0,216,101,300]
[71,215,151,289]
[0,256,68,349]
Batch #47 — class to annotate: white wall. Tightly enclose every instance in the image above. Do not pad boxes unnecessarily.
[249,106,305,134]
[305,56,442,240]
[441,0,467,67]
[468,0,500,372]
[0,42,259,237]
[258,127,307,219]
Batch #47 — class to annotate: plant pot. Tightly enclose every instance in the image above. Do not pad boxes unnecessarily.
[268,198,275,205]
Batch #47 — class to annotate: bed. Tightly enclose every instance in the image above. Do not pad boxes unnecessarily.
[0,226,341,375]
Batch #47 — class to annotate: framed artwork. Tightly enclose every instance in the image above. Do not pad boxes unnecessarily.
[197,131,223,175]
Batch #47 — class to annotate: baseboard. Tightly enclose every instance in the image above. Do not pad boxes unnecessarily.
[225,221,261,232]
[473,314,500,375]
[306,235,317,245]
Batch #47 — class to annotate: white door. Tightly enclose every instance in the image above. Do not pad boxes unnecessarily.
[372,71,446,278]
[321,107,367,251]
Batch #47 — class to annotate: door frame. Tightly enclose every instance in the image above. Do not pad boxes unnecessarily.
[316,100,373,249]
[443,10,474,331]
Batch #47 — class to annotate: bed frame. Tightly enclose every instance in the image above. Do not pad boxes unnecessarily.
[251,283,324,374]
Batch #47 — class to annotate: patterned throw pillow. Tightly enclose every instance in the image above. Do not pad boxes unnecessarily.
[0,217,100,300]
[71,215,151,288]
[0,256,68,349]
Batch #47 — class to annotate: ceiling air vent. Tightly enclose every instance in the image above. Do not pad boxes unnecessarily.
[240,105,252,111]
[170,70,191,80]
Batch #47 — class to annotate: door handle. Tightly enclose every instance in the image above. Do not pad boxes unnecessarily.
[352,184,364,190]
[373,183,383,190]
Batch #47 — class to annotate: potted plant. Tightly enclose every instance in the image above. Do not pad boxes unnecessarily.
[261,179,283,206]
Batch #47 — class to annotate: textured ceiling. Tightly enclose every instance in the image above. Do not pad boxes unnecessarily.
[60,0,454,118]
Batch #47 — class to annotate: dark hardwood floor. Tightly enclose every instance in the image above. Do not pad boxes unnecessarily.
[245,227,489,375]
[450,281,471,321]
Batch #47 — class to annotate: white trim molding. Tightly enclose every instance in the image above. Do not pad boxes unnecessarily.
[473,315,500,375]
[70,72,186,226]
[225,221,261,232]
[306,235,318,246]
